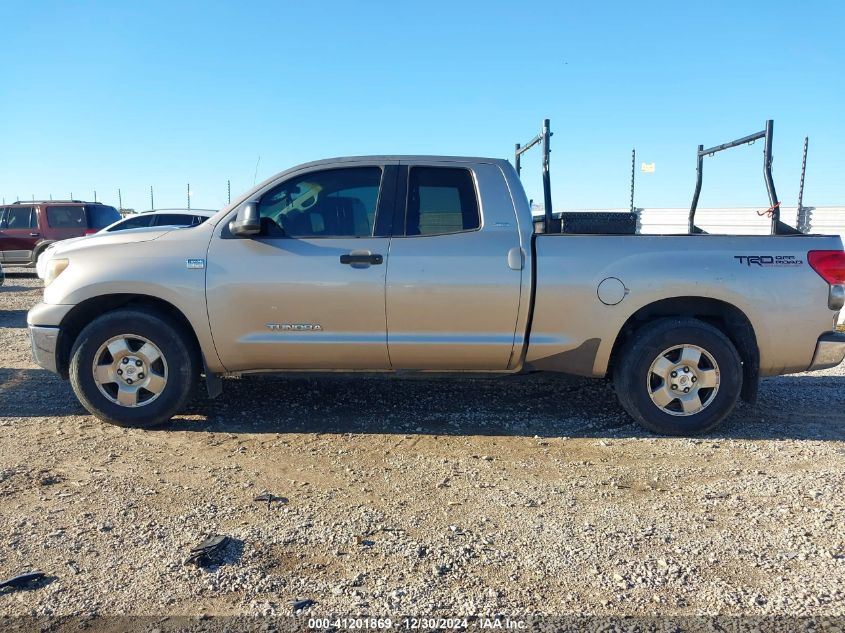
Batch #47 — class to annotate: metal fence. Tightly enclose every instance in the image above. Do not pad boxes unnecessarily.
[532,205,845,238]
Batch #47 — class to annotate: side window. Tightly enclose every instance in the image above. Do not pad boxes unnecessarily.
[153,213,191,226]
[406,167,480,236]
[46,206,86,228]
[110,215,153,231]
[5,206,36,229]
[258,167,382,238]
[85,205,120,229]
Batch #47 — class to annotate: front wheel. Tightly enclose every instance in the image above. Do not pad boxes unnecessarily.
[613,318,743,435]
[69,308,196,427]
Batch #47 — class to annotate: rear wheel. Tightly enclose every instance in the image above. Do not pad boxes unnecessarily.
[69,309,196,427]
[613,318,742,435]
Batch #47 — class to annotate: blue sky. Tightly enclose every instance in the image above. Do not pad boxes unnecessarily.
[1,0,843,211]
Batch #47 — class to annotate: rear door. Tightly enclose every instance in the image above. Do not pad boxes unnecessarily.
[0,206,39,263]
[385,162,524,369]
[44,205,89,240]
[206,163,398,371]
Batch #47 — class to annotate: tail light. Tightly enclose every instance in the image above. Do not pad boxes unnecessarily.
[808,250,845,285]
[84,229,98,235]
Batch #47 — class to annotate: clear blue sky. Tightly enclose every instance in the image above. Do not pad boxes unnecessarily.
[1,0,843,211]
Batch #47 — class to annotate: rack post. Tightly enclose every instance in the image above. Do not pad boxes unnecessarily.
[514,119,553,232]
[541,119,552,232]
[762,120,780,234]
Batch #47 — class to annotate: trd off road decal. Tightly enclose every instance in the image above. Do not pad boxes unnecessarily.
[734,255,803,267]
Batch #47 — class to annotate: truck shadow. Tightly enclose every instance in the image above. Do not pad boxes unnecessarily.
[2,368,843,441]
[0,309,29,328]
[173,372,845,441]
[2,270,38,279]
[0,368,87,417]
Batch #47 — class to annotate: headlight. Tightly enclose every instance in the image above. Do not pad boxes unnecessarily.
[44,258,69,286]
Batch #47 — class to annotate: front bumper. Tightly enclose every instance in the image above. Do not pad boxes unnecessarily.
[808,331,845,371]
[29,326,60,374]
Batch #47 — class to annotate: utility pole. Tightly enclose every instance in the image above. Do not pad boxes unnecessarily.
[797,137,810,233]
[629,149,636,213]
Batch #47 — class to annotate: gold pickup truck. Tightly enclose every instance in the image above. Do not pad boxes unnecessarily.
[27,154,845,435]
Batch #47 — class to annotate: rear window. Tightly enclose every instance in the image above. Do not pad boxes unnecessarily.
[46,206,86,228]
[86,205,121,229]
[1,206,36,229]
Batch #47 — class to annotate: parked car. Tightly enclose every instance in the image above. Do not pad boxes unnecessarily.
[0,201,120,267]
[27,155,845,435]
[35,209,216,279]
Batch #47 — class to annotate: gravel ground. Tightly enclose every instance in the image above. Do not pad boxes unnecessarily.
[1,269,845,621]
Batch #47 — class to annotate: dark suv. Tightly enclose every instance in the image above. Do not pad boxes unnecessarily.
[0,200,120,266]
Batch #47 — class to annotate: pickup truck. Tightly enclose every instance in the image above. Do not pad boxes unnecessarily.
[27,154,845,435]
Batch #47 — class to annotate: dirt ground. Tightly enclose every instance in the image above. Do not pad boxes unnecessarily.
[2,268,845,623]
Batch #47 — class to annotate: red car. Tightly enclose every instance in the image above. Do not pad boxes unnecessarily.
[0,200,120,266]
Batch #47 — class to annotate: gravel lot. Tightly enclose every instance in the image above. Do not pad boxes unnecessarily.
[2,269,845,622]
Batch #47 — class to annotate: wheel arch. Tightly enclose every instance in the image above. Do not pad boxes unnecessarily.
[56,294,203,380]
[607,296,760,403]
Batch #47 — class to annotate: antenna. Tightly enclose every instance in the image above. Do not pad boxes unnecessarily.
[629,149,636,213]
[227,179,231,204]
[118,188,123,211]
[187,183,191,211]
[150,186,154,211]
[253,156,261,185]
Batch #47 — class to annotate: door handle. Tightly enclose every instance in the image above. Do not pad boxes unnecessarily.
[340,252,383,266]
[29,233,40,237]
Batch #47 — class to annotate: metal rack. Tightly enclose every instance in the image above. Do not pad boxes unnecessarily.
[514,118,803,236]
[688,119,797,235]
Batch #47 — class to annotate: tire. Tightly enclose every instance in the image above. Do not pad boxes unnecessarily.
[31,242,53,266]
[613,317,742,436]
[69,308,196,428]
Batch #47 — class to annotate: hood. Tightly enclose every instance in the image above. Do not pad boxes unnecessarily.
[50,226,176,257]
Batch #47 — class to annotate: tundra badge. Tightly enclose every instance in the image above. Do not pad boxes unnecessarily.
[266,323,323,331]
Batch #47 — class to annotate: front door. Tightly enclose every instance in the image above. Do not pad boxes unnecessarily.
[206,164,395,371]
[0,205,39,263]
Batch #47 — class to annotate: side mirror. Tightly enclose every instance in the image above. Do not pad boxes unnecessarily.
[229,202,261,237]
